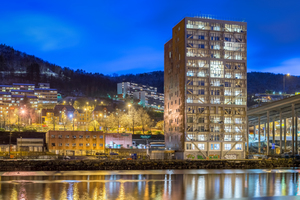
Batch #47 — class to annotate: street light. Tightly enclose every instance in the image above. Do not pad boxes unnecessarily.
[100,113,102,131]
[283,73,290,94]
[9,132,12,157]
[18,110,25,132]
[84,108,87,131]
[69,114,74,131]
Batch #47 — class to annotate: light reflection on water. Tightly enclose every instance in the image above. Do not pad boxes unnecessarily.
[0,170,300,200]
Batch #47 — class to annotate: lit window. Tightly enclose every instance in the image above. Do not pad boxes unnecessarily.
[198,144,205,150]
[235,144,242,150]
[186,143,195,150]
[211,144,220,150]
[225,144,231,150]
[86,143,90,147]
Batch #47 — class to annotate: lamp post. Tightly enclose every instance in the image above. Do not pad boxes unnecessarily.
[20,136,22,160]
[40,109,42,131]
[283,73,290,93]
[84,108,87,131]
[18,109,25,132]
[9,132,12,157]
[100,113,102,131]
[69,114,74,131]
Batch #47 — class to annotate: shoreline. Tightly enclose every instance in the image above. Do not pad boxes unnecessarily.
[1,168,300,177]
[0,159,298,173]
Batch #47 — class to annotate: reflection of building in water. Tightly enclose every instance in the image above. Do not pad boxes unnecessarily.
[0,172,300,199]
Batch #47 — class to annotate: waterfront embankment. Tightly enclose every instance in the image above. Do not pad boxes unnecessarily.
[0,159,299,171]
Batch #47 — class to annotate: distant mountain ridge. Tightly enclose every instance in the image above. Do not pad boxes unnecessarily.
[0,44,299,97]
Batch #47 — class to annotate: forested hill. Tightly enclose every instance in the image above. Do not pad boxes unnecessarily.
[0,44,164,96]
[0,44,299,97]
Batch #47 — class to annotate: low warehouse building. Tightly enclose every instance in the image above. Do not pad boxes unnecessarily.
[46,131,105,156]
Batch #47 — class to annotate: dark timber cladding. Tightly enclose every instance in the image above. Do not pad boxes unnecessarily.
[248,94,300,155]
[165,17,247,160]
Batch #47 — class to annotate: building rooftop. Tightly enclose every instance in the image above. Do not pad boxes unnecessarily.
[54,105,75,112]
[34,88,57,91]
[11,95,38,99]
[0,92,11,95]
[188,15,246,23]
[12,83,35,86]
[11,90,34,93]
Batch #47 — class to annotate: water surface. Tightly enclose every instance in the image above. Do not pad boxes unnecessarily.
[0,169,299,200]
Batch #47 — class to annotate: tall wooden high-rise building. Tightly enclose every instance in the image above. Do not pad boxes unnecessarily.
[164,17,247,159]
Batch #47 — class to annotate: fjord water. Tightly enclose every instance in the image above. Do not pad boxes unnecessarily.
[0,169,299,200]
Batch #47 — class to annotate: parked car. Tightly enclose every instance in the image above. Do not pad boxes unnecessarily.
[64,156,71,160]
[281,153,290,158]
[96,152,107,156]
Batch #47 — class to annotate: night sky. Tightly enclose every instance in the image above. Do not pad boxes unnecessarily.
[1,0,300,75]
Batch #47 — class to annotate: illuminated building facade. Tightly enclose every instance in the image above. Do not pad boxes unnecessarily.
[164,17,247,159]
[46,131,105,155]
[0,83,57,108]
[117,82,164,110]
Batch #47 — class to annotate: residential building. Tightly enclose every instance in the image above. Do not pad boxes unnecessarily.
[12,83,35,90]
[42,108,59,124]
[42,105,75,125]
[73,109,91,127]
[38,83,50,89]
[117,82,164,110]
[46,131,105,155]
[0,83,57,108]
[92,105,114,119]
[164,16,247,159]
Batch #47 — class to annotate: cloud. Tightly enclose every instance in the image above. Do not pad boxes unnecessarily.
[0,13,81,51]
[256,58,300,75]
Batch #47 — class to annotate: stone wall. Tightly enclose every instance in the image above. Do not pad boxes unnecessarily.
[0,159,298,171]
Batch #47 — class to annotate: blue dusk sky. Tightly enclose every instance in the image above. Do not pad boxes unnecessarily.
[0,0,300,75]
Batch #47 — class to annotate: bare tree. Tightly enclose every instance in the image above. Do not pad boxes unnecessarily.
[136,108,152,134]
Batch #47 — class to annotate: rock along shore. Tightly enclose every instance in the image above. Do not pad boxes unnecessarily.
[0,159,299,171]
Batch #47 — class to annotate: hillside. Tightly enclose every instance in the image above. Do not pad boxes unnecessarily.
[0,44,299,97]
